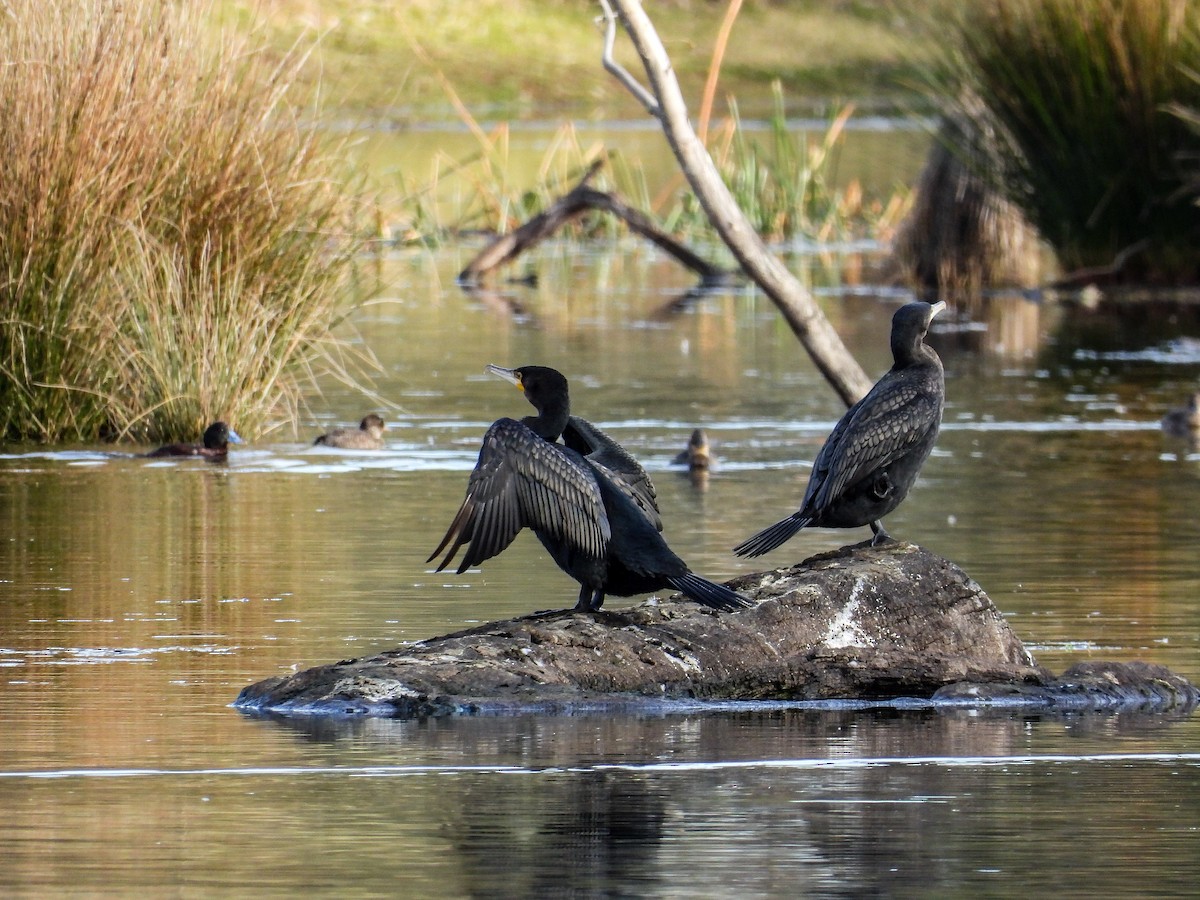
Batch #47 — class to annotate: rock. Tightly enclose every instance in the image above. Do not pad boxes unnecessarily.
[233,542,1197,718]
[934,661,1199,710]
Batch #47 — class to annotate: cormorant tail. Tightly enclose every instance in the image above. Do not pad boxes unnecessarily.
[667,573,751,611]
[732,513,812,558]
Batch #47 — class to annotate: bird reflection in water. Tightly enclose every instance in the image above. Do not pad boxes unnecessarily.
[1161,392,1200,453]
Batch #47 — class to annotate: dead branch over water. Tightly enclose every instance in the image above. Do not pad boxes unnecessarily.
[458,161,734,288]
[600,0,872,407]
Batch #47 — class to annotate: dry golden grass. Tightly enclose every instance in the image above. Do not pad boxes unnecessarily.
[0,0,366,442]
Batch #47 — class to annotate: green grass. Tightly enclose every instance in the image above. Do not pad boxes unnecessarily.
[208,0,946,121]
[366,95,910,251]
[694,91,908,243]
[919,0,1200,283]
[0,0,366,443]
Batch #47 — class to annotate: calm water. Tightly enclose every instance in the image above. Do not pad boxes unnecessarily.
[3,140,1200,893]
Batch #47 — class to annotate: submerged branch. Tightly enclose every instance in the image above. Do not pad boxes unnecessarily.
[458,160,733,288]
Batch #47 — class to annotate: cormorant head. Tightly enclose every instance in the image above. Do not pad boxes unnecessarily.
[890,300,945,366]
[486,364,571,438]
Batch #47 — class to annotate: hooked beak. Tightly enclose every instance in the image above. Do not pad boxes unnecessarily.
[930,300,947,319]
[485,364,522,391]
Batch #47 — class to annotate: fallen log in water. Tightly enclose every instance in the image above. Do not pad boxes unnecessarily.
[233,542,1198,718]
[457,160,733,289]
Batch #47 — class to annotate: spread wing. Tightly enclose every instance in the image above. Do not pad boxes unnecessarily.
[562,415,661,530]
[804,375,941,515]
[427,418,610,574]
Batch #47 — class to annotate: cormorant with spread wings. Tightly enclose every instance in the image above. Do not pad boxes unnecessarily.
[429,365,749,613]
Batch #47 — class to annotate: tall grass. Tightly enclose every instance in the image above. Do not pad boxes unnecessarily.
[690,88,908,244]
[1172,20,1200,210]
[0,1,364,442]
[386,92,907,250]
[922,0,1200,283]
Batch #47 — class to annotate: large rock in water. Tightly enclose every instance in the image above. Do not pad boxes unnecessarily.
[234,542,1198,717]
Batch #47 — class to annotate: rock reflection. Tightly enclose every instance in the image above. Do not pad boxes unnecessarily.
[246,706,1200,896]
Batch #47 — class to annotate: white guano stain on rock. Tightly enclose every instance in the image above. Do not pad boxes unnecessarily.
[821,576,876,649]
[333,676,421,702]
[663,645,703,674]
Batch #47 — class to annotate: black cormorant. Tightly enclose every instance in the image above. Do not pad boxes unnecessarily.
[144,421,242,459]
[734,300,946,556]
[1161,393,1200,438]
[428,365,749,612]
[315,414,386,450]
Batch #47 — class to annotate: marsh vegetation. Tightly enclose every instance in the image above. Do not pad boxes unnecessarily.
[0,1,364,443]
[915,0,1200,286]
[2,1,1197,443]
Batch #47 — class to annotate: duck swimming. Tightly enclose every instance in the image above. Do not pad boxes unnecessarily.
[734,300,946,556]
[428,365,749,613]
[144,421,242,460]
[314,414,386,450]
[1161,393,1200,438]
[673,428,712,470]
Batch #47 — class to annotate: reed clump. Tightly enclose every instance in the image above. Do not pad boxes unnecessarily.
[0,1,364,443]
[921,0,1200,285]
[388,96,907,250]
[685,90,909,244]
[892,110,1046,302]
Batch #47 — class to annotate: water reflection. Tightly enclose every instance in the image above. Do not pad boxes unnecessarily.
[6,709,1198,897]
[2,242,1200,894]
[252,705,1200,767]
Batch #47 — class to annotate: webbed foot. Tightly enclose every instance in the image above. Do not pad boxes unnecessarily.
[575,588,605,612]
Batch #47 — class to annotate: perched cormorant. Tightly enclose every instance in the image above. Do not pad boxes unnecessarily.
[315,414,386,450]
[428,365,750,612]
[734,300,946,556]
[1161,393,1200,438]
[144,421,242,460]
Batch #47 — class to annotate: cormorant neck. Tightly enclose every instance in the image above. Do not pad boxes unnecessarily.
[892,333,939,369]
[522,400,570,442]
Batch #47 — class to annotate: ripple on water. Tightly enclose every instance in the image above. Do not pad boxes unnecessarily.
[2,751,1199,780]
[1074,336,1200,364]
[0,410,1163,478]
[0,645,238,665]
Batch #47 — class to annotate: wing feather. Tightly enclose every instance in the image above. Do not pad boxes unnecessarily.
[428,418,610,573]
[563,415,661,529]
[805,376,941,516]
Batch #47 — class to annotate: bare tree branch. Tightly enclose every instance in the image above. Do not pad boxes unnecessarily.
[459,160,732,287]
[599,0,873,405]
[598,2,660,117]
